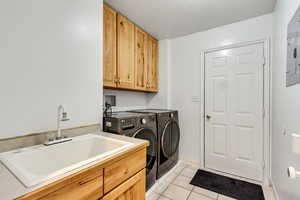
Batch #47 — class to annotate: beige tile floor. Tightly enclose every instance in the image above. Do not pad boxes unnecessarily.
[147,162,276,200]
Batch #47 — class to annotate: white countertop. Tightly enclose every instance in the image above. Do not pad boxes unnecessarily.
[0,132,148,200]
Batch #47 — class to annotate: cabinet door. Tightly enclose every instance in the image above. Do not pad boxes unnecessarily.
[103,5,117,88]
[102,169,146,200]
[104,148,146,193]
[147,36,158,92]
[134,27,148,90]
[117,14,135,89]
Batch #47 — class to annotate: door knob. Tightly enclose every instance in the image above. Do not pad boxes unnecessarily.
[288,166,300,179]
[206,115,211,120]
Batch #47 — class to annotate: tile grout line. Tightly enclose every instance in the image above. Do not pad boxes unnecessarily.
[173,174,219,199]
[192,186,219,200]
[149,165,199,200]
[185,189,193,200]
[160,194,172,200]
[149,162,255,200]
[160,168,191,200]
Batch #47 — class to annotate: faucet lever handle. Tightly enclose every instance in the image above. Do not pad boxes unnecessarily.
[61,112,70,121]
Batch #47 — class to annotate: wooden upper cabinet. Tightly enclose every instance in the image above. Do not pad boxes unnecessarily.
[147,36,158,92]
[134,27,148,90]
[117,14,135,89]
[103,5,117,88]
[103,5,158,92]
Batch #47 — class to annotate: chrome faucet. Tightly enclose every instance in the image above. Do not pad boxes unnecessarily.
[44,105,72,146]
[57,105,69,139]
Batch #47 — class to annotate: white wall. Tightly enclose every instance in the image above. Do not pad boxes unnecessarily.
[168,14,273,165]
[147,40,171,108]
[0,0,103,139]
[103,89,148,110]
[272,1,300,199]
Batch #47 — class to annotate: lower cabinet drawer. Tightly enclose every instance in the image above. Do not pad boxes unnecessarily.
[104,149,146,193]
[18,167,103,200]
[39,174,103,200]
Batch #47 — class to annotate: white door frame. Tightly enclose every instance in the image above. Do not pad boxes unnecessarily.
[199,38,271,185]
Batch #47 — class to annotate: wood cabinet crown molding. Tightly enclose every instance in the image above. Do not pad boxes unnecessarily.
[103,4,158,93]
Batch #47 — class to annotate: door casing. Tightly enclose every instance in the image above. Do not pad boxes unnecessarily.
[199,39,271,185]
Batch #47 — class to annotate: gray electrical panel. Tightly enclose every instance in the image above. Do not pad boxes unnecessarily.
[287,6,300,87]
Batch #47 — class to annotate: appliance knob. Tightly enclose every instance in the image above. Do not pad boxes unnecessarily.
[170,113,174,118]
[141,118,147,125]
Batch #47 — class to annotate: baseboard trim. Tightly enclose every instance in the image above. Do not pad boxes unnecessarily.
[269,179,280,200]
[146,160,183,196]
[0,123,100,141]
[200,167,263,186]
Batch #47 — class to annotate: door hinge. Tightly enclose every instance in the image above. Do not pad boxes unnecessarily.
[262,56,266,66]
[262,161,266,170]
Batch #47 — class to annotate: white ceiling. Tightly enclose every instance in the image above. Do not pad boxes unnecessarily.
[104,0,276,40]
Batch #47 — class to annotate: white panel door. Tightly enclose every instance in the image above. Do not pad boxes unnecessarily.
[204,43,264,181]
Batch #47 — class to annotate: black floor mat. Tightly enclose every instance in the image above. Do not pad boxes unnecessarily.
[190,170,265,200]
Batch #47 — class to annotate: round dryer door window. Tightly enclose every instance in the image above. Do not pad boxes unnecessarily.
[133,128,157,171]
[161,120,180,158]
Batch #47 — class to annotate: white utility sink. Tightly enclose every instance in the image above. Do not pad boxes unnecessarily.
[0,134,133,187]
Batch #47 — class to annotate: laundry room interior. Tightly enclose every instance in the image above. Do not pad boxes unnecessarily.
[1,0,300,200]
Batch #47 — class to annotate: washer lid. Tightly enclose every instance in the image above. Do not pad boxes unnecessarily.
[130,109,177,114]
[109,112,150,119]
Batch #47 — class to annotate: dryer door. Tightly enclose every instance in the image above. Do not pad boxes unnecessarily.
[133,128,157,173]
[161,120,180,158]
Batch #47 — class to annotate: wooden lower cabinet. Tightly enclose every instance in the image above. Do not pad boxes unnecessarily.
[39,175,103,200]
[102,169,146,200]
[17,148,147,200]
[104,148,146,193]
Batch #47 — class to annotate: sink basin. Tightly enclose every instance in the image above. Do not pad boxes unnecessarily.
[0,134,133,187]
